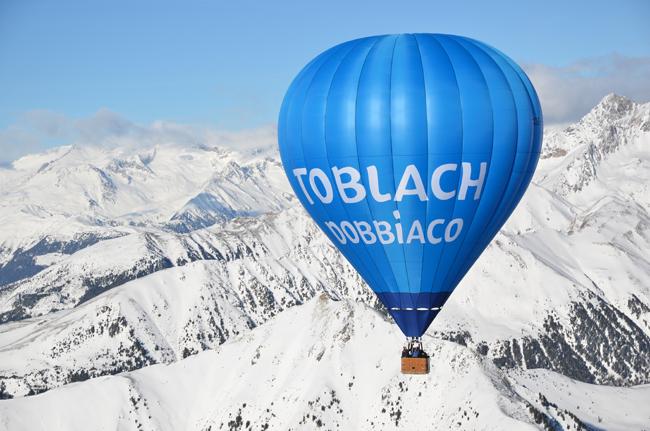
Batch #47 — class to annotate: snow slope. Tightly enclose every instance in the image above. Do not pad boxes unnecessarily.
[0,206,378,324]
[1,297,647,431]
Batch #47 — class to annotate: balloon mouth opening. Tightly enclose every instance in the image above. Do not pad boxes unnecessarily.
[376,291,451,337]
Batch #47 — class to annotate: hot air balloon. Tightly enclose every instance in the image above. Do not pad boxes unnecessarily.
[278,33,542,374]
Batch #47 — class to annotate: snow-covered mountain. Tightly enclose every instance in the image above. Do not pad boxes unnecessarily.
[0,208,373,323]
[0,94,649,429]
[1,297,648,430]
[0,211,378,397]
[539,93,650,206]
[0,139,293,286]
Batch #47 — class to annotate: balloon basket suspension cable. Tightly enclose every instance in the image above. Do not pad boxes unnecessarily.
[400,337,430,375]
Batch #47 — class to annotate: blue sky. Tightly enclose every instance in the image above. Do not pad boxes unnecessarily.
[1,0,649,162]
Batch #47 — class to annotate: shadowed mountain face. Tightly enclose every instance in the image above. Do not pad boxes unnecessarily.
[0,95,649,429]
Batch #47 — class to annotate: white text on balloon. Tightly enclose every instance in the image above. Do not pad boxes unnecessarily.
[291,162,487,205]
[324,212,464,245]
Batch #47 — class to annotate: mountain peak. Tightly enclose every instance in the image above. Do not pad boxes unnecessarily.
[538,92,649,198]
[591,93,636,119]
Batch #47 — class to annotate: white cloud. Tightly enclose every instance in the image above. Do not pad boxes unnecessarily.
[0,124,43,164]
[0,109,277,164]
[524,54,650,124]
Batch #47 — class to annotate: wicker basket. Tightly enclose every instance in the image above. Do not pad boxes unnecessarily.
[401,357,429,374]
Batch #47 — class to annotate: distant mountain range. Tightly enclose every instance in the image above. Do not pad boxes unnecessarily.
[0,94,648,430]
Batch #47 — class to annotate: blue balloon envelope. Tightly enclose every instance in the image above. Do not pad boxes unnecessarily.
[278,34,542,337]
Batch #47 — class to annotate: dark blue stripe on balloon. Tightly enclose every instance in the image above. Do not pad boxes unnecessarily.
[376,291,452,336]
